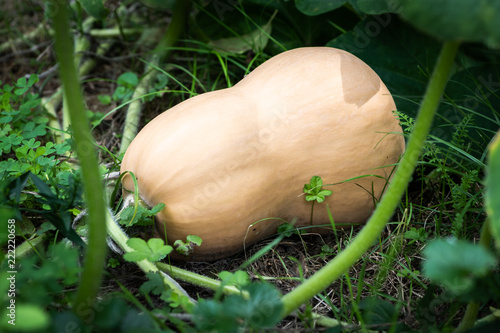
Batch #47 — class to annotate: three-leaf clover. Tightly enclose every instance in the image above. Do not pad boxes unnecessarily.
[123,238,173,262]
[303,176,332,203]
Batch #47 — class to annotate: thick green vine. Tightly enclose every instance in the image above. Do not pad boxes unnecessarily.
[280,41,461,316]
[51,0,108,317]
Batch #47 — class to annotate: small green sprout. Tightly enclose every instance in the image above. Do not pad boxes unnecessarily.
[173,235,203,256]
[303,175,333,224]
[303,175,333,203]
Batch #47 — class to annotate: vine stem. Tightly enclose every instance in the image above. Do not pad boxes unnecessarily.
[51,0,108,316]
[105,209,241,297]
[280,41,460,316]
[456,217,493,332]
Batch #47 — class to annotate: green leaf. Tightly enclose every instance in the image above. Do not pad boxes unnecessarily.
[119,202,165,226]
[173,234,202,256]
[193,283,282,331]
[277,222,297,237]
[22,122,46,139]
[27,74,39,87]
[358,296,397,326]
[318,189,333,197]
[97,94,111,105]
[398,0,500,48]
[303,175,332,203]
[123,238,150,261]
[16,76,27,88]
[294,0,347,16]
[117,72,139,88]
[0,134,23,153]
[147,238,172,261]
[404,227,428,242]
[139,272,165,296]
[123,237,172,262]
[186,234,202,246]
[78,0,109,20]
[422,238,497,294]
[218,270,250,288]
[487,131,500,243]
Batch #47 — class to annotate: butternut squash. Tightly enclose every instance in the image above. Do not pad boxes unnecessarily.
[120,47,405,261]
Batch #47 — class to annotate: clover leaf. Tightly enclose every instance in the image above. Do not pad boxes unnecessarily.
[123,238,173,262]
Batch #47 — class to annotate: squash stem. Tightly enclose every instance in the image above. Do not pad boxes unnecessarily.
[104,210,197,304]
[280,40,460,316]
[51,0,108,316]
[156,262,242,295]
[105,208,241,297]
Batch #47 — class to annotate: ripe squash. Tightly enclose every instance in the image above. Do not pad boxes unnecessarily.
[120,47,405,261]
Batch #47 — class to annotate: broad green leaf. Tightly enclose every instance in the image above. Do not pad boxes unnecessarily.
[423,238,497,294]
[78,0,109,20]
[294,0,346,16]
[487,131,500,243]
[398,0,500,48]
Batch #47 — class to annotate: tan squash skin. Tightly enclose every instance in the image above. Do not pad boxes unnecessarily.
[121,47,405,261]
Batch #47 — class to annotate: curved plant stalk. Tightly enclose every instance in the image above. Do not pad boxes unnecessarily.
[119,0,189,155]
[456,217,493,332]
[156,262,241,295]
[280,41,460,316]
[105,208,240,297]
[104,209,195,304]
[51,0,108,316]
